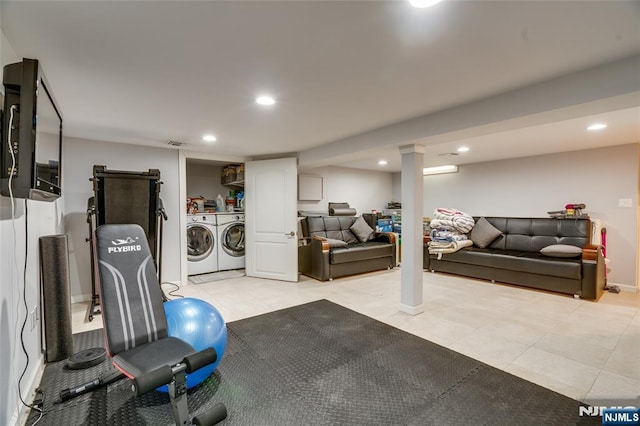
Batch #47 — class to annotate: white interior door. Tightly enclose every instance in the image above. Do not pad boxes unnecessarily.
[245,158,298,282]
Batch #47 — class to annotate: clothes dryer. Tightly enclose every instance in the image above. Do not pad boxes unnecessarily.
[187,214,218,275]
[216,213,245,271]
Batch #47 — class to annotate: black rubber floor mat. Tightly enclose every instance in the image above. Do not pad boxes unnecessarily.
[27,299,598,425]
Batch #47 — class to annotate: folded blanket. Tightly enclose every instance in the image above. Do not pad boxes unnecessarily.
[428,239,473,255]
[430,228,468,243]
[429,241,458,248]
[429,218,456,230]
[432,208,475,233]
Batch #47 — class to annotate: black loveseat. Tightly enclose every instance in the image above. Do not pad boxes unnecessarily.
[424,217,605,299]
[299,216,396,281]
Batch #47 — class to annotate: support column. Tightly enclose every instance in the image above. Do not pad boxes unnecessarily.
[399,144,425,315]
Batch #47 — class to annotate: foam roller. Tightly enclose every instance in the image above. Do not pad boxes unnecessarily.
[193,403,228,425]
[329,208,357,216]
[132,365,173,396]
[185,348,217,373]
[39,235,74,362]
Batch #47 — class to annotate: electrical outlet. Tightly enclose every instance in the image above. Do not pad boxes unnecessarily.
[618,198,632,208]
[30,307,38,331]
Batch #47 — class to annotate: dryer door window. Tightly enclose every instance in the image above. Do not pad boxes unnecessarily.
[187,224,214,261]
[222,223,245,257]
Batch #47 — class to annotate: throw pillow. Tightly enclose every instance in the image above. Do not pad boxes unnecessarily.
[341,230,359,244]
[470,217,502,248]
[324,238,348,248]
[540,244,582,258]
[350,216,375,242]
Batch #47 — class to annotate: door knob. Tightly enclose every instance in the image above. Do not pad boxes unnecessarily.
[284,231,295,236]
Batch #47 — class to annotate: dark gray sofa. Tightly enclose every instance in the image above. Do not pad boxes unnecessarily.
[424,217,605,299]
[299,216,396,281]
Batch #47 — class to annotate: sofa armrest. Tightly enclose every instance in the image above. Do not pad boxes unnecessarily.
[581,244,605,300]
[371,232,396,244]
[298,236,331,280]
[311,236,330,252]
[423,243,430,270]
[370,232,396,266]
[422,235,431,270]
[582,244,601,261]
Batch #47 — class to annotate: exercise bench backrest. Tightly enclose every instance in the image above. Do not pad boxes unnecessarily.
[95,224,168,356]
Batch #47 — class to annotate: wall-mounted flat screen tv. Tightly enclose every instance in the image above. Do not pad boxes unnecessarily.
[1,58,63,201]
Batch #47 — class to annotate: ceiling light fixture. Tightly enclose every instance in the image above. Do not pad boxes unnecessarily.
[202,134,217,142]
[587,123,607,131]
[423,165,458,176]
[409,0,442,8]
[457,146,470,153]
[378,160,388,166]
[256,96,276,106]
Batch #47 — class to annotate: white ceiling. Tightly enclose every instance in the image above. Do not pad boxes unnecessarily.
[1,1,639,171]
[336,106,640,170]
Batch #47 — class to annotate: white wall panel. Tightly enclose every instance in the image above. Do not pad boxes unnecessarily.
[63,137,181,299]
[423,144,639,288]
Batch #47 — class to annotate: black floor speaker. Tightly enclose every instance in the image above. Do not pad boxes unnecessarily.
[39,234,74,362]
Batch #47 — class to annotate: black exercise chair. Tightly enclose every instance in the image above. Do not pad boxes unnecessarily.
[94,223,227,425]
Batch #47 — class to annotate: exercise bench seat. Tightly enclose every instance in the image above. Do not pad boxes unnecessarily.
[95,223,227,425]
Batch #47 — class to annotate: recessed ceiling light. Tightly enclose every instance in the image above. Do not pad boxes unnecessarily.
[457,146,470,153]
[409,0,442,8]
[202,134,217,142]
[378,160,388,166]
[587,123,607,131]
[256,96,276,106]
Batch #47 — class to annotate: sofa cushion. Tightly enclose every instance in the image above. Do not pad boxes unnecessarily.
[479,217,591,252]
[305,216,358,243]
[470,217,502,248]
[331,242,393,264]
[431,248,581,279]
[350,216,375,242]
[325,217,358,243]
[305,217,329,237]
[325,238,348,248]
[540,244,582,258]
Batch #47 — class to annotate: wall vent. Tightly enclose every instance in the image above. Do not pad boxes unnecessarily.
[167,140,184,147]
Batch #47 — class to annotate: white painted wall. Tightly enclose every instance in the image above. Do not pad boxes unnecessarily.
[63,137,181,301]
[0,198,64,425]
[297,166,393,215]
[186,162,226,201]
[422,143,639,289]
[391,172,401,202]
[1,27,63,425]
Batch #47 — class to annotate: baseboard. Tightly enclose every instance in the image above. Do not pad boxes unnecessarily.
[399,303,425,315]
[14,353,46,426]
[71,293,91,304]
[607,282,638,293]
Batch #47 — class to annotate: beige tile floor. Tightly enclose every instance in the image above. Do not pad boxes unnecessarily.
[72,269,640,406]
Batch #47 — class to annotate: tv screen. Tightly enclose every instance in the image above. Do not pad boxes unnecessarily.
[1,58,63,201]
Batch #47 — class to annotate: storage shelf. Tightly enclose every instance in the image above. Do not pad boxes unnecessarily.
[223,179,244,188]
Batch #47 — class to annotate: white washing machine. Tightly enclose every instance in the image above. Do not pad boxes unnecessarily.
[187,214,218,275]
[216,213,245,271]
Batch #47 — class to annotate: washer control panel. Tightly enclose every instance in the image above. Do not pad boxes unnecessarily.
[188,214,217,224]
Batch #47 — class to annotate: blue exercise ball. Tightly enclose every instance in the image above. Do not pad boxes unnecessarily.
[157,297,227,391]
